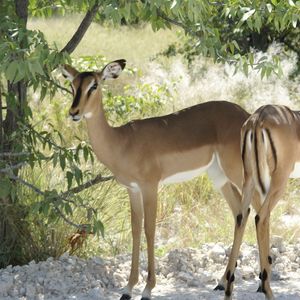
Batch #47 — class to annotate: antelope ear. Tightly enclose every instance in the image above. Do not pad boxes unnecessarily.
[99,59,126,81]
[62,65,79,81]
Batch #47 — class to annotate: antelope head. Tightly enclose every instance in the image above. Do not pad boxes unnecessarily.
[62,59,126,122]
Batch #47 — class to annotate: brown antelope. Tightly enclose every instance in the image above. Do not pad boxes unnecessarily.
[223,104,300,300]
[62,59,251,300]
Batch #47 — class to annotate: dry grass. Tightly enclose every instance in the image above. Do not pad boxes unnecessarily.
[28,16,180,66]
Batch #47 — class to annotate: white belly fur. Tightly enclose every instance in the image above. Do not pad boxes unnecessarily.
[161,153,228,189]
[207,153,229,189]
[290,162,300,178]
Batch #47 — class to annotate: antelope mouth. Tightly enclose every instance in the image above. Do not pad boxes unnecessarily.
[70,114,82,122]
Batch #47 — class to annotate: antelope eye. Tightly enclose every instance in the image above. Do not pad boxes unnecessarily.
[90,83,98,91]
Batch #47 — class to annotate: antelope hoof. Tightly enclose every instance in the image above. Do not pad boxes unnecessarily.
[214,284,225,291]
[257,285,263,293]
[120,294,131,300]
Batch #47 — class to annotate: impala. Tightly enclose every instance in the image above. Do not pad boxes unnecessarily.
[62,59,251,300]
[223,104,300,300]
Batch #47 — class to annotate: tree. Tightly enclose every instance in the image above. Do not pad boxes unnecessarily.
[0,0,299,267]
[0,0,104,267]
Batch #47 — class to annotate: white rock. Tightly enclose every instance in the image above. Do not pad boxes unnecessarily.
[271,235,286,252]
[37,277,44,285]
[209,244,226,263]
[19,287,26,296]
[241,265,255,280]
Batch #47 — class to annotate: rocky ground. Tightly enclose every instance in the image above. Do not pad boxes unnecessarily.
[1,236,300,300]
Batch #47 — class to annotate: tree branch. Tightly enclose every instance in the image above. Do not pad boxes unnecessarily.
[0,152,30,157]
[62,174,114,196]
[60,1,102,54]
[45,74,72,94]
[54,206,81,229]
[6,172,113,229]
[0,162,27,173]
[156,9,201,38]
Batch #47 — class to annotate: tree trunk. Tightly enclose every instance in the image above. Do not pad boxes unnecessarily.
[0,0,101,267]
[0,0,29,267]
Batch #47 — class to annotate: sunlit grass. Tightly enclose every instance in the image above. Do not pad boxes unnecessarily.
[28,15,180,66]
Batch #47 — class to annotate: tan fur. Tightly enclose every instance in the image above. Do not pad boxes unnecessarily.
[63,60,251,300]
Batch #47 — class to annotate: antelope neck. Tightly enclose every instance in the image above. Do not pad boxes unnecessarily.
[85,106,119,168]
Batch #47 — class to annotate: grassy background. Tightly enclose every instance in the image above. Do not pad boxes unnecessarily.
[21,16,300,261]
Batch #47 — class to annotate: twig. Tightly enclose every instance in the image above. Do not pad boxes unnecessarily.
[8,173,44,196]
[156,9,202,38]
[45,74,72,94]
[62,174,114,196]
[0,162,27,173]
[6,172,113,229]
[54,206,81,229]
[0,152,30,157]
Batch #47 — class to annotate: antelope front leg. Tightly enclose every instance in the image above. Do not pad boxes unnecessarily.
[121,189,143,300]
[141,184,158,300]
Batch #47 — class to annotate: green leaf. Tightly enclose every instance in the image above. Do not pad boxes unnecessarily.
[66,171,73,189]
[171,0,177,9]
[249,53,254,66]
[292,14,298,28]
[261,66,266,79]
[14,65,26,83]
[243,61,249,77]
[232,40,240,51]
[40,86,47,101]
[93,219,105,237]
[5,61,18,82]
[64,203,73,216]
[229,42,234,54]
[266,66,273,77]
[32,61,44,75]
[241,9,255,22]
[83,147,89,162]
[74,167,82,185]
[59,154,66,171]
[288,0,296,6]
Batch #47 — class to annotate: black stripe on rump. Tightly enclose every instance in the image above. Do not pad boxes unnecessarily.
[241,130,249,163]
[265,128,277,171]
[254,129,266,195]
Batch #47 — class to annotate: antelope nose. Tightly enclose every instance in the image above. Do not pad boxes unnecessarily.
[69,109,81,121]
[69,109,79,117]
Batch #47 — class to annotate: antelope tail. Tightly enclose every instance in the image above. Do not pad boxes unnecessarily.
[242,125,277,198]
